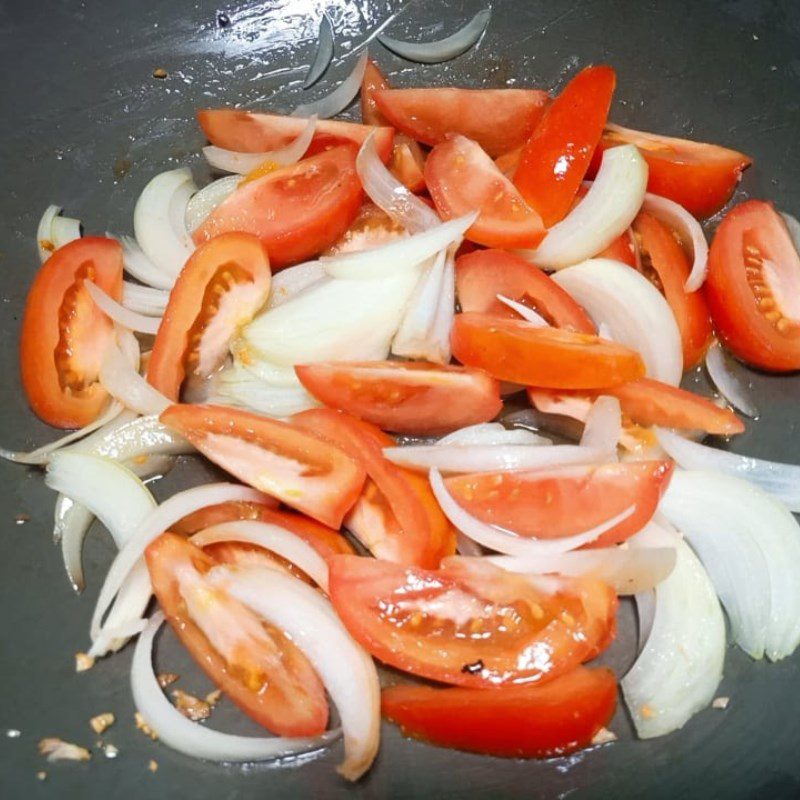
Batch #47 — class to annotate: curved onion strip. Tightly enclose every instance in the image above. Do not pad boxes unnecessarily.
[202,116,317,175]
[427,246,456,364]
[320,213,475,280]
[704,341,758,418]
[622,536,725,738]
[659,468,800,660]
[553,258,682,385]
[191,520,329,591]
[430,467,635,556]
[89,483,267,642]
[656,427,800,512]
[356,133,439,233]
[37,204,62,262]
[523,145,648,270]
[292,50,369,119]
[303,14,334,88]
[86,281,161,335]
[133,168,196,277]
[110,233,174,291]
[496,294,549,326]
[185,175,242,233]
[378,8,491,63]
[132,613,340,761]
[208,566,380,780]
[438,423,550,447]
[231,353,303,387]
[56,496,95,592]
[642,192,708,292]
[122,282,169,315]
[99,339,170,416]
[213,366,320,418]
[384,443,604,474]
[455,531,484,556]
[51,215,81,249]
[635,590,656,653]
[266,261,328,310]
[580,396,621,455]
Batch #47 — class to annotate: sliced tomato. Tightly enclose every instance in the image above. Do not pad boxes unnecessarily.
[170,501,354,559]
[595,228,638,266]
[374,88,549,158]
[382,666,617,759]
[513,66,616,227]
[590,124,752,218]
[292,409,454,568]
[632,211,713,368]
[706,200,800,371]
[361,58,390,126]
[295,361,502,436]
[193,145,364,269]
[455,249,596,333]
[146,533,327,736]
[197,108,394,162]
[323,202,405,256]
[159,404,366,527]
[20,237,123,429]
[425,135,545,248]
[452,312,645,389]
[329,555,617,687]
[446,461,673,548]
[147,233,270,401]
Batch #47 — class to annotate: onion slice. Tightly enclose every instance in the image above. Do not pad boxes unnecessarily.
[37,204,62,262]
[496,294,549,326]
[112,233,175,291]
[51,215,81,248]
[207,566,380,780]
[437,423,550,447]
[86,281,161,335]
[430,467,635,556]
[132,613,340,762]
[292,51,369,119]
[304,15,334,88]
[378,8,491,63]
[704,341,758,418]
[427,245,457,364]
[99,338,171,416]
[580,396,621,455]
[213,365,320,417]
[266,261,328,310]
[55,496,95,592]
[122,282,169,315]
[185,175,242,233]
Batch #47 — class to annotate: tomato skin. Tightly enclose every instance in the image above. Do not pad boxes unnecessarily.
[455,249,596,333]
[295,361,502,436]
[452,312,645,389]
[374,88,549,158]
[706,200,800,371]
[159,404,366,528]
[514,66,616,227]
[595,228,637,267]
[328,555,617,687]
[382,666,617,759]
[193,145,364,269]
[146,533,328,737]
[147,233,271,401]
[446,461,674,548]
[20,237,123,429]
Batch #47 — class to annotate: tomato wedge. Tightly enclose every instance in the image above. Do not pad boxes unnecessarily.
[147,233,270,401]
[514,66,616,227]
[20,237,123,429]
[452,312,645,389]
[445,461,674,548]
[197,108,394,162]
[374,88,549,158]
[596,228,637,266]
[632,211,712,368]
[323,202,405,256]
[329,555,617,687]
[382,666,617,759]
[591,123,752,218]
[159,404,366,527]
[706,200,800,371]
[292,408,455,568]
[455,249,596,333]
[193,145,364,269]
[425,135,545,248]
[294,361,502,436]
[146,533,327,737]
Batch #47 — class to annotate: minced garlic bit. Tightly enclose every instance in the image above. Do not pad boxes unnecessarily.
[90,713,115,735]
[172,689,211,721]
[103,744,119,759]
[712,696,730,710]
[591,727,618,745]
[148,759,159,773]
[75,652,95,673]
[157,672,179,688]
[152,68,168,79]
[36,771,47,781]
[205,689,223,706]
[134,712,159,741]
[38,737,91,762]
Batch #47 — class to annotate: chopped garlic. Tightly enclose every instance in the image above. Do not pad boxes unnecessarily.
[148,759,159,773]
[172,689,211,721]
[38,737,91,762]
[205,689,223,706]
[712,696,730,710]
[103,744,119,759]
[591,727,618,745]
[36,771,47,781]
[157,672,179,689]
[75,652,95,673]
[134,712,159,740]
[90,713,115,735]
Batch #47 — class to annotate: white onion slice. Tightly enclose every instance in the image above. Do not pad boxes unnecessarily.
[133,168,196,277]
[292,50,369,119]
[642,193,709,292]
[230,352,303,387]
[356,133,439,233]
[185,175,242,233]
[659,469,800,660]
[51,215,82,249]
[213,365,319,417]
[427,245,457,364]
[266,261,328,310]
[580,396,621,455]
[56,497,95,592]
[496,294,549,326]
[85,281,161,335]
[553,258,682,385]
[704,341,758,418]
[132,613,339,762]
[320,213,475,280]
[430,467,635,556]
[623,536,724,738]
[384,443,605,474]
[437,423,550,447]
[37,204,62,262]
[111,233,175,290]
[191,520,329,591]
[525,145,648,270]
[122,282,169,315]
[99,339,170,416]
[378,8,490,63]
[208,566,380,780]
[304,14,334,88]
